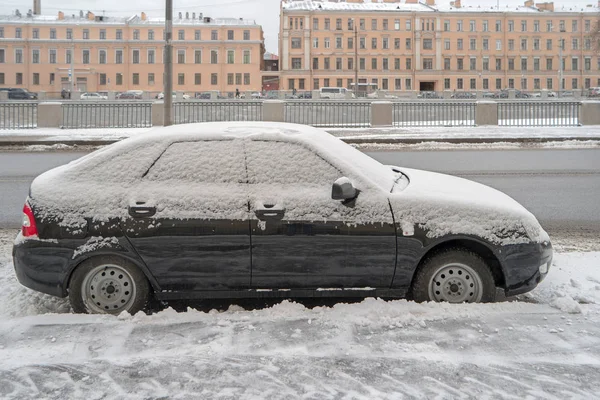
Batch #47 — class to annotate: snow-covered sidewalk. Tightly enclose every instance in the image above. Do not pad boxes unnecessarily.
[1,229,599,399]
[1,126,600,147]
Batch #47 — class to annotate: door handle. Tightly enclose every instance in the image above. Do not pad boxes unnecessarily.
[254,208,285,221]
[128,206,157,218]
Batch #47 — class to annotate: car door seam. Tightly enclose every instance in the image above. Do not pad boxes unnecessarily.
[388,199,399,289]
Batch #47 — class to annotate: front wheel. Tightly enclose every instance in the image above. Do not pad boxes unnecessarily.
[69,256,151,315]
[411,249,496,303]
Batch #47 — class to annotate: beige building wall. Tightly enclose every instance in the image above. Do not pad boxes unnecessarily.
[280,0,600,93]
[0,11,265,95]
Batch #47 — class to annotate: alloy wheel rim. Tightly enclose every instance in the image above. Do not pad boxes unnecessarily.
[428,263,483,303]
[81,264,136,314]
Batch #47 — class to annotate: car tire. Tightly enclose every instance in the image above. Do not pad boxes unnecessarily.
[69,255,151,315]
[411,249,496,304]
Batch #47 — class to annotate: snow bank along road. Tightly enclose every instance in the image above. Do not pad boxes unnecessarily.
[0,229,600,399]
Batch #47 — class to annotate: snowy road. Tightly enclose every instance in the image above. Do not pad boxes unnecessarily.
[1,229,600,399]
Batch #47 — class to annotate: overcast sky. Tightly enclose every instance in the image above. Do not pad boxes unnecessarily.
[0,0,595,53]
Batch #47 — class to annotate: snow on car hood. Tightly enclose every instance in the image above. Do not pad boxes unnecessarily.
[390,167,550,245]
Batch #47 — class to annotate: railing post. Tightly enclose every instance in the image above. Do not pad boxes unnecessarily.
[0,91,8,101]
[579,101,600,126]
[443,90,452,99]
[108,91,116,100]
[508,89,516,99]
[541,89,548,99]
[37,102,62,128]
[38,91,47,101]
[152,101,165,126]
[263,100,285,122]
[370,101,393,127]
[176,91,184,101]
[312,90,321,100]
[475,101,499,126]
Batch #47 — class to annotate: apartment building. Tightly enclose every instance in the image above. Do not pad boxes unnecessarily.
[0,9,265,94]
[280,0,600,93]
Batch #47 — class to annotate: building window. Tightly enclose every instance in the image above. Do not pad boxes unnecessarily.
[521,20,527,32]
[116,73,123,85]
[291,38,302,49]
[572,57,579,71]
[470,78,476,90]
[423,58,433,70]
[0,27,3,38]
[99,50,107,64]
[547,78,553,89]
[533,39,540,51]
[521,58,528,71]
[244,73,250,85]
[82,50,90,64]
[337,37,343,49]
[457,39,463,50]
[348,58,354,70]
[483,39,489,50]
[178,30,185,40]
[227,50,234,64]
[175,49,184,64]
[382,58,388,70]
[546,58,553,70]
[457,20,463,32]
[194,73,201,85]
[227,30,234,40]
[406,58,412,70]
[470,39,476,50]
[572,38,579,50]
[534,58,540,71]
[16,73,23,85]
[32,29,39,39]
[99,73,106,85]
[211,50,218,64]
[32,73,39,85]
[521,39,527,51]
[243,50,250,64]
[48,29,56,39]
[178,73,185,85]
[313,38,319,48]
[508,58,515,70]
[423,39,432,50]
[405,38,411,50]
[496,58,502,70]
[313,57,319,69]
[116,30,122,40]
[227,73,234,85]
[211,73,218,85]
[371,58,377,70]
[371,38,377,49]
[133,73,140,85]
[444,78,450,89]
[572,20,578,33]
[496,78,502,90]
[406,20,412,31]
[148,49,155,64]
[32,49,40,64]
[148,73,155,85]
[444,20,450,31]
[194,50,202,64]
[457,58,463,70]
[48,49,56,64]
[457,78,463,89]
[65,49,71,64]
[483,58,489,70]
[585,57,591,71]
[292,57,302,69]
[348,37,354,49]
[325,38,331,48]
[66,29,72,40]
[131,30,139,40]
[211,30,218,40]
[116,50,123,64]
[358,38,364,49]
[243,30,250,40]
[324,57,330,69]
[15,28,22,38]
[547,21,553,32]
[470,20,476,32]
[483,79,489,90]
[371,19,378,30]
[470,58,476,70]
[149,30,155,40]
[359,58,365,70]
[83,29,89,39]
[521,78,527,90]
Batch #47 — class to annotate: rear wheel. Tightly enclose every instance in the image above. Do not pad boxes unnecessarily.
[411,249,496,303]
[69,256,151,315]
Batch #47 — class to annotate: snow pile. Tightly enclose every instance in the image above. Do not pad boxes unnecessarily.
[522,252,600,313]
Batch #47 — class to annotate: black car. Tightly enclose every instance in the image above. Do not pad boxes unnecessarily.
[13,122,552,315]
[8,88,38,100]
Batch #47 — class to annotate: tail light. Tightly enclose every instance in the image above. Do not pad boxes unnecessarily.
[22,202,39,237]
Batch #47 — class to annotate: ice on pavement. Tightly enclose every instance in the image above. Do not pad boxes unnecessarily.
[1,229,600,398]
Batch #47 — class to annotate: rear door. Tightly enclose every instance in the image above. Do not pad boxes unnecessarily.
[245,140,396,289]
[124,140,252,292]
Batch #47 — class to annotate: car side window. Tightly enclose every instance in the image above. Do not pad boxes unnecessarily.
[145,140,246,183]
[245,140,341,185]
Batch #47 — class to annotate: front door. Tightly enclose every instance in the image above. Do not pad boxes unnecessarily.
[245,140,396,289]
[124,140,252,292]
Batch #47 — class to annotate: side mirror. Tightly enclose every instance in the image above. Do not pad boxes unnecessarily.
[332,177,357,200]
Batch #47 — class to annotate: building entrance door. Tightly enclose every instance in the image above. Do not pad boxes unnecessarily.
[420,81,435,91]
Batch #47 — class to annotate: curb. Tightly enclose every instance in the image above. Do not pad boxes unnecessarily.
[1,136,600,148]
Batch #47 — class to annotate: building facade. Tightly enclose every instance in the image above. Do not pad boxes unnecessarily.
[0,10,265,95]
[280,0,600,93]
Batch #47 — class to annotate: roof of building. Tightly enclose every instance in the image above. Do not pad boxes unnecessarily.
[0,12,259,26]
[264,52,280,61]
[282,0,600,14]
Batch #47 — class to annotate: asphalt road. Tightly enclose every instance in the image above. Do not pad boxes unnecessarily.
[1,148,599,234]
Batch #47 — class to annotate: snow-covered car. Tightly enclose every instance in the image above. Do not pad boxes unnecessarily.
[80,92,108,100]
[156,92,191,100]
[13,122,552,315]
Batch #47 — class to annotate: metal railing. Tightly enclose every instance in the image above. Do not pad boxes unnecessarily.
[61,102,153,129]
[0,102,37,129]
[173,101,263,124]
[284,101,371,128]
[393,101,476,127]
[498,101,580,126]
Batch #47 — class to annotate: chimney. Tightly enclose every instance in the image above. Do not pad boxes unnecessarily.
[454,0,461,8]
[186,12,189,19]
[33,0,41,15]
[426,0,435,5]
[58,10,64,20]
[178,12,182,19]
[87,11,95,20]
[405,0,418,3]
[192,12,196,19]
[535,2,554,11]
[141,12,147,21]
[524,0,534,7]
